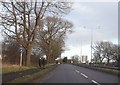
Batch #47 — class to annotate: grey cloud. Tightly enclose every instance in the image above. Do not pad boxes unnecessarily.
[62,1,118,58]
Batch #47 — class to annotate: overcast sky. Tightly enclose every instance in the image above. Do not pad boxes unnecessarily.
[61,1,118,60]
[0,0,118,61]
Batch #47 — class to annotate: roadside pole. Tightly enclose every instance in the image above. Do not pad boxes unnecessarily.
[20,51,23,66]
[19,46,24,66]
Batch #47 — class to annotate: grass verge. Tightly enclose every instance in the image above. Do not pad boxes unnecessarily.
[74,64,120,75]
[2,64,37,74]
[96,68,120,75]
[7,64,57,83]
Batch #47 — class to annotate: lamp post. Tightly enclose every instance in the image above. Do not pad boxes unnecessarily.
[91,26,101,63]
[83,26,100,63]
[91,28,93,63]
[80,40,82,63]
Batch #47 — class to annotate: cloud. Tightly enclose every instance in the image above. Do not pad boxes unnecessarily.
[62,2,118,60]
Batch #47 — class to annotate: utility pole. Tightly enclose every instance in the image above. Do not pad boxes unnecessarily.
[91,28,93,63]
[80,40,82,63]
[90,26,101,63]
[83,26,100,63]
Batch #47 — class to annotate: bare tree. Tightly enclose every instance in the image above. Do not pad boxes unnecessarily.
[2,36,20,64]
[93,52,101,63]
[0,1,72,66]
[103,42,114,65]
[93,41,106,63]
[111,44,120,66]
[36,16,73,63]
[93,41,114,64]
[48,38,65,63]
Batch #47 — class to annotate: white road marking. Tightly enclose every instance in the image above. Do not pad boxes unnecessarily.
[81,73,88,78]
[75,70,79,73]
[91,80,100,85]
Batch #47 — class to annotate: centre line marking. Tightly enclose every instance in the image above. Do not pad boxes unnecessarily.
[91,80,100,85]
[81,73,88,78]
[75,70,79,73]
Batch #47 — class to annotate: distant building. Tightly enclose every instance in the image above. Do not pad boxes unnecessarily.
[81,55,88,63]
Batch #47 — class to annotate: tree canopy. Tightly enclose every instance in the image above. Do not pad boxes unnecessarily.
[0,1,73,66]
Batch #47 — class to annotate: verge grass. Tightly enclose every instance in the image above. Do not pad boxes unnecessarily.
[97,68,120,75]
[8,64,57,83]
[2,64,37,74]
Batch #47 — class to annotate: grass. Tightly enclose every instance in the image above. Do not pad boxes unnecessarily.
[74,64,120,75]
[2,64,38,74]
[8,64,57,83]
[97,68,120,75]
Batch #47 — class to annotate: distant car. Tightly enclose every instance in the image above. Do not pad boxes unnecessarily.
[71,61,73,63]
[58,62,60,64]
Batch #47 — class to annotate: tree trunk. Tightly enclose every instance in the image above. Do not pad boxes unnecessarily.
[46,51,52,63]
[25,47,31,66]
[46,55,50,63]
[107,58,110,65]
[22,49,27,66]
[51,56,55,63]
[100,60,102,63]
[47,55,53,64]
[118,57,120,67]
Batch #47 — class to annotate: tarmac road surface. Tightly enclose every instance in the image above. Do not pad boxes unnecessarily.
[35,64,119,84]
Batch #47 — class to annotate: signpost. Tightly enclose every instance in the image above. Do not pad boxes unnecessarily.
[19,46,24,66]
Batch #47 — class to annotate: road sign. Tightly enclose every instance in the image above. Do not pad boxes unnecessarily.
[19,47,24,53]
[19,46,24,66]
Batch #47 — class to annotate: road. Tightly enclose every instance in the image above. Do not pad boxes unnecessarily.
[34,64,119,84]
